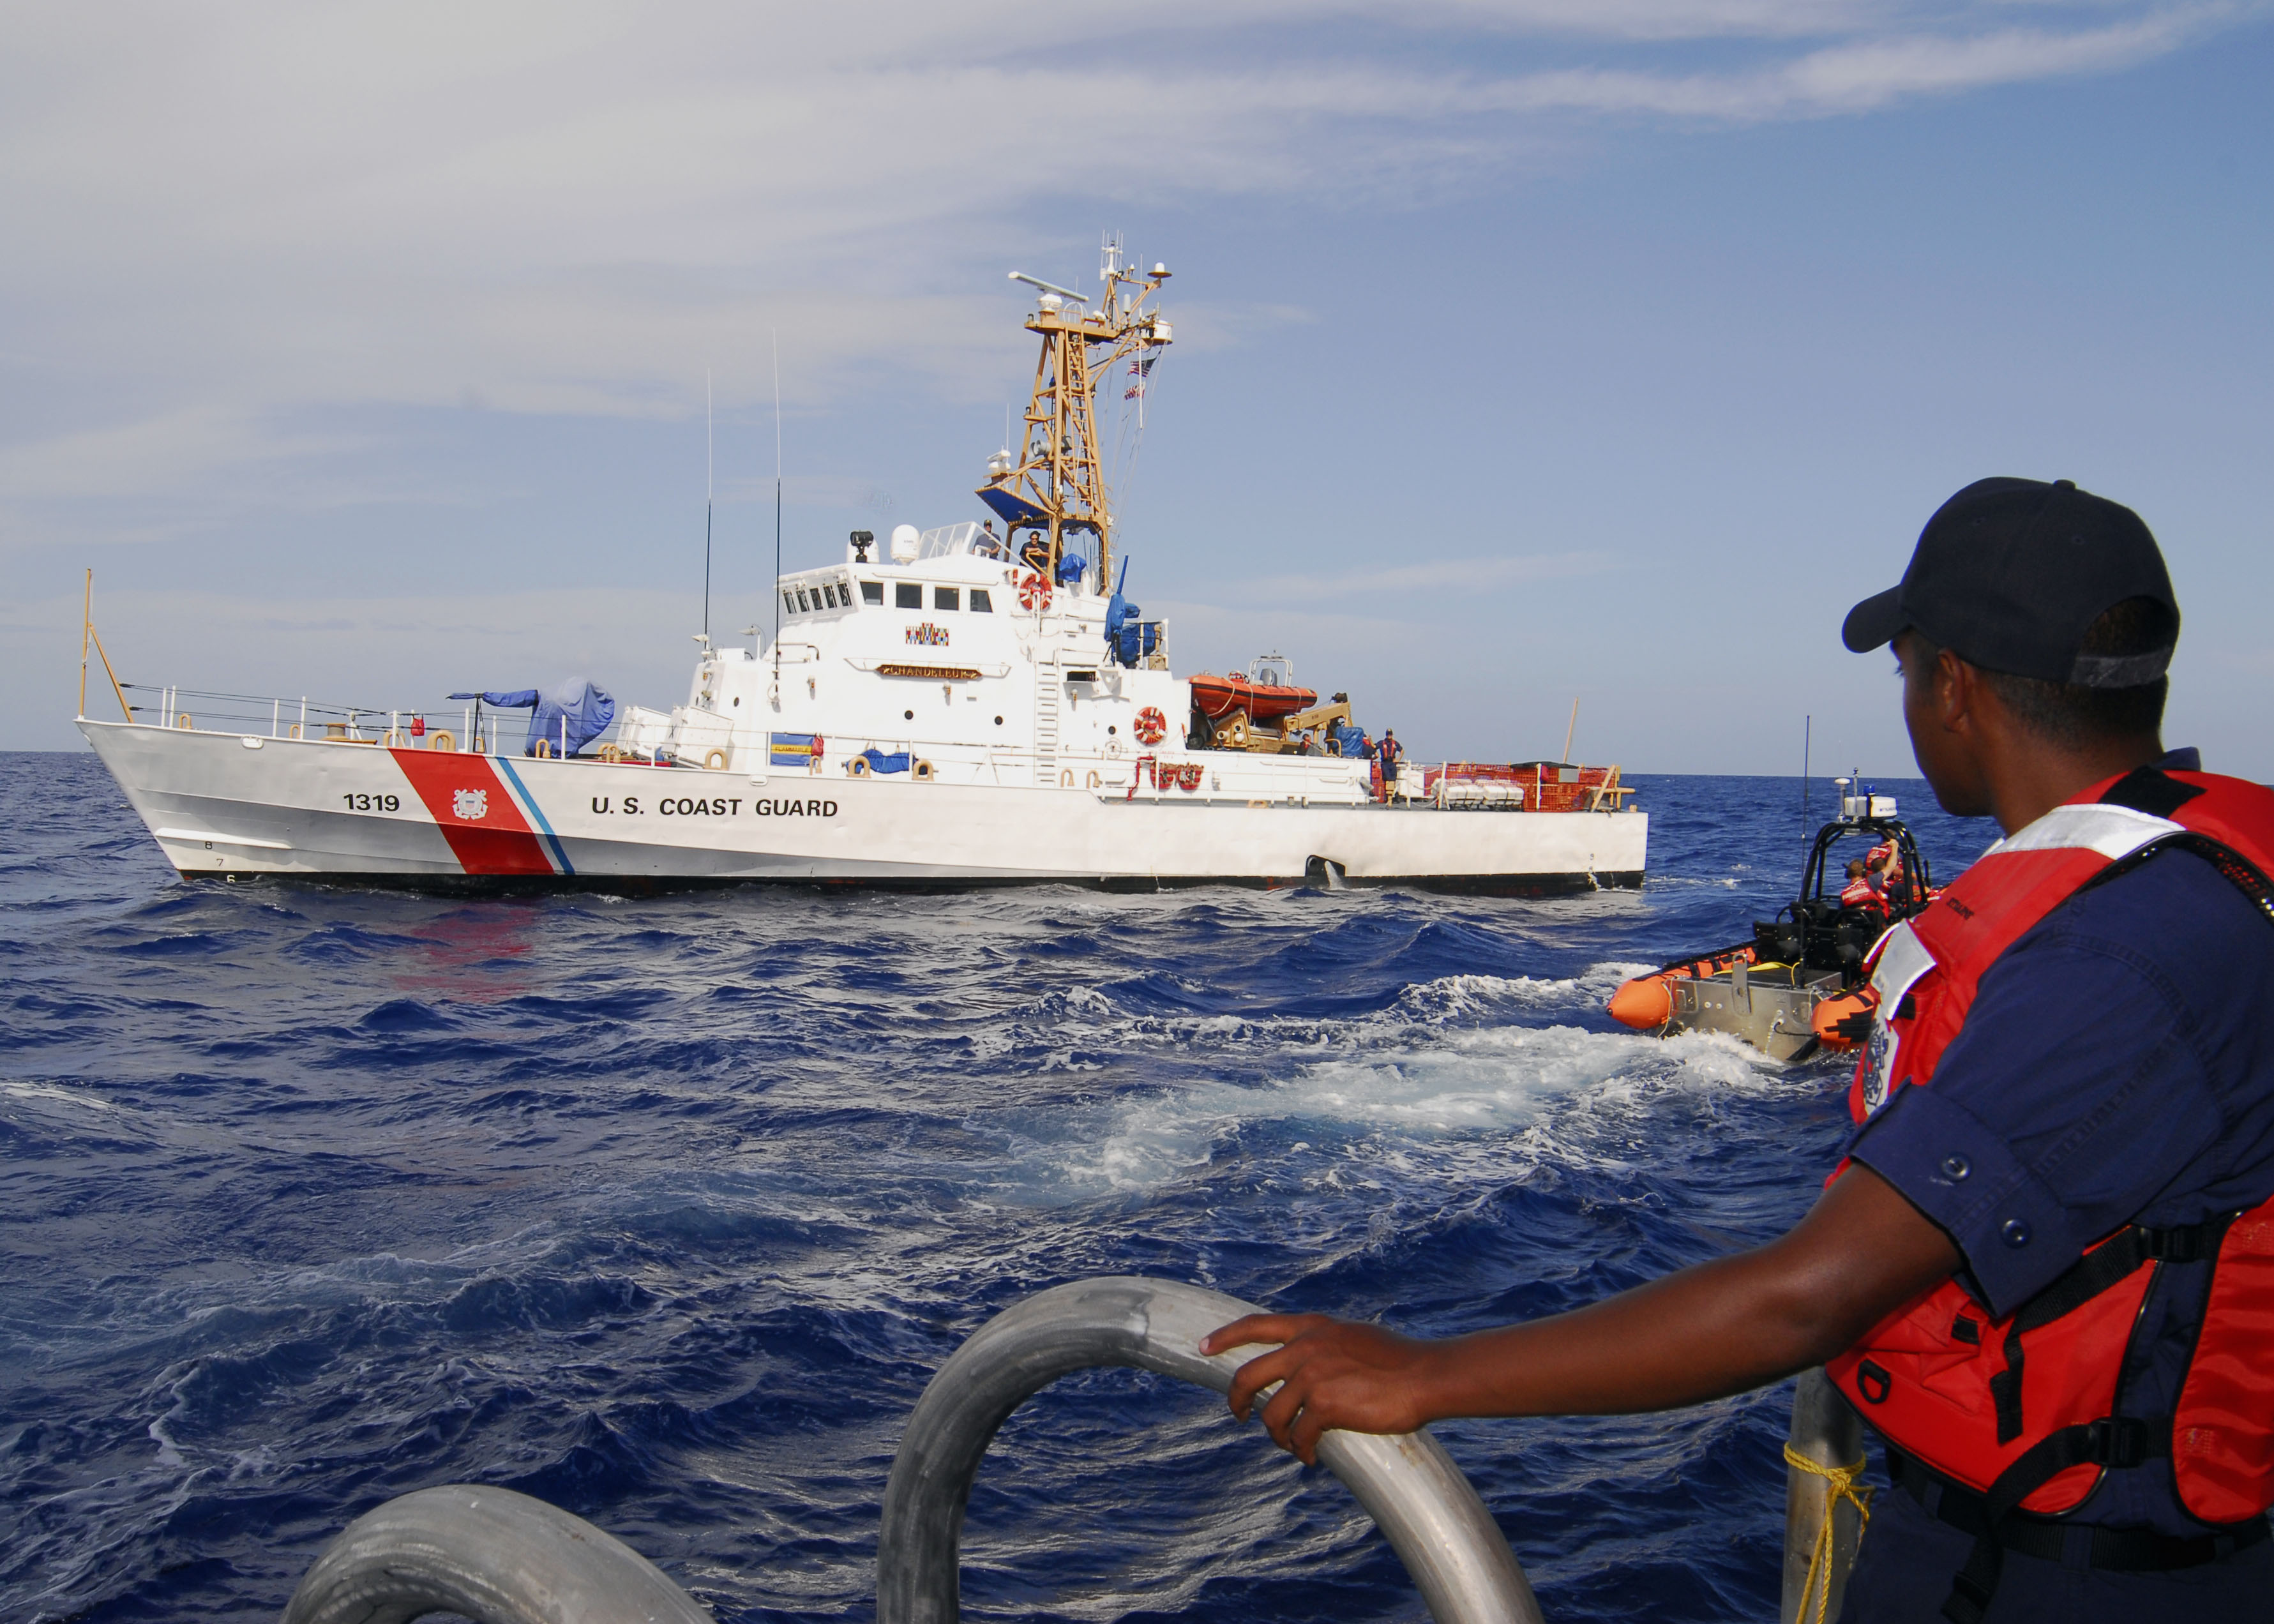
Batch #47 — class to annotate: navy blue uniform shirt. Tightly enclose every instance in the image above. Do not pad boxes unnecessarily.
[1845,749,2274,1540]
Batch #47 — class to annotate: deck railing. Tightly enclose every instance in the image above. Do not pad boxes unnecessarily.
[99,684,617,758]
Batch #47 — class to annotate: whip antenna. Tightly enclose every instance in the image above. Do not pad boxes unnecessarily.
[771,330,784,704]
[1799,714,1813,885]
[702,371,714,640]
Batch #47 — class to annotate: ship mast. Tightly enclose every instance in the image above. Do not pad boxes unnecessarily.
[977,236,1171,584]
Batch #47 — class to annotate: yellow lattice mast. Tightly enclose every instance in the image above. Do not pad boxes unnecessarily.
[977,237,1172,583]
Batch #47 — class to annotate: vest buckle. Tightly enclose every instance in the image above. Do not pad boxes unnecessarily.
[2138,1222,2217,1263]
[2085,1417,2151,1469]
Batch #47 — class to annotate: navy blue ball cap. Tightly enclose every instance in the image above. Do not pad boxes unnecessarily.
[1841,477,2179,686]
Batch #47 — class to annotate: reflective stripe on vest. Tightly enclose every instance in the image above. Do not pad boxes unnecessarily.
[1827,769,2274,1531]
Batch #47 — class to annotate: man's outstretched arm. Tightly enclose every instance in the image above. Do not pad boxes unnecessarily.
[1199,1162,1958,1464]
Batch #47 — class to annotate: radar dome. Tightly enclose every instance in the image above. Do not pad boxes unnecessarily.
[890,523,921,562]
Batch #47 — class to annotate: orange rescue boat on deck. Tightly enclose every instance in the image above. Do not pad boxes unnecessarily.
[1189,659,1317,724]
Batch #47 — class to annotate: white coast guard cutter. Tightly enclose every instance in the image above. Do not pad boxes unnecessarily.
[76,245,1646,894]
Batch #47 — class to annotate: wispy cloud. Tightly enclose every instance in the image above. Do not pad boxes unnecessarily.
[0,1,2250,503]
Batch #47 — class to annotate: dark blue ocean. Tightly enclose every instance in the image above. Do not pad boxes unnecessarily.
[0,755,1997,1624]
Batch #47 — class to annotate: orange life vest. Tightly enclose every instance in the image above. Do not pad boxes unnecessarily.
[1826,767,2274,1546]
[1839,876,1887,913]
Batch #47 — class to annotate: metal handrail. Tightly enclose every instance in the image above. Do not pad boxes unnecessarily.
[276,1290,1858,1624]
[280,1483,709,1624]
[877,1275,1544,1624]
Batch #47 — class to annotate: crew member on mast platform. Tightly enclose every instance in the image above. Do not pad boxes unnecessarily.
[1203,477,2274,1623]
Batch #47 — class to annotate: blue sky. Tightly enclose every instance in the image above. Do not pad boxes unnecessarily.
[5,1,2268,776]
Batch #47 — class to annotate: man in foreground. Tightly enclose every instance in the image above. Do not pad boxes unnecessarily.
[1203,477,2274,1621]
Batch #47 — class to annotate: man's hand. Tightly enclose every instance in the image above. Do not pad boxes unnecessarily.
[1200,1316,1441,1465]
[1197,1163,1960,1462]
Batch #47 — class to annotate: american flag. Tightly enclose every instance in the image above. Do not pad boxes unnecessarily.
[1124,353,1157,399]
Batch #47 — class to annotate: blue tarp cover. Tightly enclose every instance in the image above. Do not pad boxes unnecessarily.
[448,679,617,757]
[859,749,912,775]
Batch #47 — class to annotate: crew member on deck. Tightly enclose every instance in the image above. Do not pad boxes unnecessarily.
[1201,477,2274,1623]
[974,521,1005,559]
[1373,728,1404,801]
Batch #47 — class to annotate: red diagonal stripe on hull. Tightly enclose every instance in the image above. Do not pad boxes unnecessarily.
[391,750,556,875]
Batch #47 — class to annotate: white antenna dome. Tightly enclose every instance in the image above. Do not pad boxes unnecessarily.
[1037,292,1063,313]
[890,523,921,562]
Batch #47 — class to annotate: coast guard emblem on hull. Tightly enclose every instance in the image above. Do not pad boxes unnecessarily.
[452,787,489,822]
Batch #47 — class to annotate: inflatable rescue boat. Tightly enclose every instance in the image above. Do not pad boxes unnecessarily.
[1608,783,1933,1060]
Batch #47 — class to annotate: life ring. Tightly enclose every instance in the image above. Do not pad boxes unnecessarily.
[850,755,871,777]
[431,730,458,753]
[703,748,730,771]
[1133,705,1168,746]
[1018,571,1053,612]
[913,758,936,782]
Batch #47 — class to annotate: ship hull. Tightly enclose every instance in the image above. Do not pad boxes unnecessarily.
[83,722,1646,895]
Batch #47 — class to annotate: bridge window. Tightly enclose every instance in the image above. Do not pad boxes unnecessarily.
[970,588,993,613]
[797,587,812,612]
[824,583,841,608]
[896,582,922,609]
[861,581,884,606]
[935,586,960,611]
[783,590,797,617]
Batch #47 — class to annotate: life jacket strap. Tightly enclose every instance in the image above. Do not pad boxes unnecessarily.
[1985,1212,2235,1443]
[1892,1442,2269,1623]
[1936,1418,2188,1623]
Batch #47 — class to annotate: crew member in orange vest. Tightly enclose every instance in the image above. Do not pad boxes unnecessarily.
[1202,477,2274,1621]
[1840,857,1889,915]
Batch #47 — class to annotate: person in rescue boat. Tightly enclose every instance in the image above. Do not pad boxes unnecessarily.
[1204,476,2274,1623]
[1839,857,1888,915]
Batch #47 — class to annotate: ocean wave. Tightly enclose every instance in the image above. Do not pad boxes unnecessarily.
[0,758,1987,1624]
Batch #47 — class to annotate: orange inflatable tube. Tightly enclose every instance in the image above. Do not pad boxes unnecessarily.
[1811,986,1879,1050]
[1607,944,1758,1030]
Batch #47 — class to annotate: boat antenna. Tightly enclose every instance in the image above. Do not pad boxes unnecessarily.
[771,329,783,705]
[1799,714,1812,887]
[698,370,714,642]
[1562,695,1579,764]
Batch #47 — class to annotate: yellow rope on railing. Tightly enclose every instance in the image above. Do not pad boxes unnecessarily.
[1784,1442,1873,1624]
